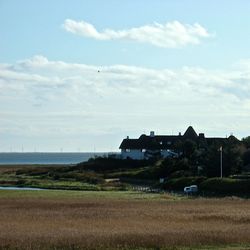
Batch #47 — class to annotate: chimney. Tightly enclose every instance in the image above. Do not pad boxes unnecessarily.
[126,136,129,139]
[150,131,155,137]
[199,133,205,139]
[178,132,181,136]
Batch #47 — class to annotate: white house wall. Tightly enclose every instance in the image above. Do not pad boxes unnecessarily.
[121,149,144,160]
[161,149,178,158]
[121,149,178,160]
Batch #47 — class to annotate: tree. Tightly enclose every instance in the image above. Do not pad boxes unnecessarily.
[242,149,250,166]
[203,140,242,177]
[242,136,250,148]
[203,144,221,177]
[222,144,242,176]
[183,139,196,159]
[226,136,243,175]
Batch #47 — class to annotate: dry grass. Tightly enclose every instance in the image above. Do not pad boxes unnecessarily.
[0,164,65,171]
[0,191,250,249]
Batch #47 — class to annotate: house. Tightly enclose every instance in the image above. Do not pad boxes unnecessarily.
[119,126,231,160]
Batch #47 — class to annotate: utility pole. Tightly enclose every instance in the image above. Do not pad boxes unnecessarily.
[220,146,223,178]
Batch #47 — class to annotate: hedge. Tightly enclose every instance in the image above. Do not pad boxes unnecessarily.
[163,176,206,191]
[200,177,250,194]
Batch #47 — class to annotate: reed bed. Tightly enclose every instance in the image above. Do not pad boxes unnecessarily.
[0,192,250,249]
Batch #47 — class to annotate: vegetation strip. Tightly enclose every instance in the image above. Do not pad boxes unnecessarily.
[0,190,250,249]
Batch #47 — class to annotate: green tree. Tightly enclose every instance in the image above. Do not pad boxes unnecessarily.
[242,149,250,166]
[223,144,242,176]
[183,139,196,159]
[242,136,250,148]
[203,144,221,177]
[204,139,242,177]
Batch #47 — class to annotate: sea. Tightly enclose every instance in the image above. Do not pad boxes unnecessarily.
[0,152,116,165]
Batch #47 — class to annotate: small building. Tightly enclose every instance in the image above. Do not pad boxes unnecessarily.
[119,126,231,160]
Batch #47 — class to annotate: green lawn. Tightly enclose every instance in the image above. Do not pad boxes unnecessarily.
[0,189,175,200]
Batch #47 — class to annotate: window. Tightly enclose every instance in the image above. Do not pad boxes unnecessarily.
[142,149,146,152]
[125,149,131,152]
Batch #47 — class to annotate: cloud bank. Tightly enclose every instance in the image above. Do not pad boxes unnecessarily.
[63,19,212,48]
[1,55,250,151]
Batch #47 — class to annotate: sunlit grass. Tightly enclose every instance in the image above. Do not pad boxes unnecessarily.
[0,190,250,249]
[0,189,172,200]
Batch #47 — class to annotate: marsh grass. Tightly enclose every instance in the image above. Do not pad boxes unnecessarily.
[0,165,130,191]
[0,191,250,249]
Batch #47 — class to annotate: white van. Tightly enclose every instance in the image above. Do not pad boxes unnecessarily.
[184,185,198,194]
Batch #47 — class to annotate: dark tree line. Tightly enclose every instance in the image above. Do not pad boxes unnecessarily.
[158,136,248,178]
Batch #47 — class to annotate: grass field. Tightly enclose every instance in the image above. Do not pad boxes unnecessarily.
[0,164,130,191]
[0,190,250,250]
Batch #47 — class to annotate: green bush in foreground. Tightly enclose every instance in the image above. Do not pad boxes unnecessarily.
[163,176,250,195]
[200,177,250,194]
[163,176,206,191]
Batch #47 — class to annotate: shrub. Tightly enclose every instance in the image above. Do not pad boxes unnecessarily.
[200,177,250,194]
[77,157,153,172]
[168,170,193,178]
[163,176,206,191]
[16,167,50,176]
[49,171,105,184]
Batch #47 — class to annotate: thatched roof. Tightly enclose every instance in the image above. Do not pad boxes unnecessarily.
[119,126,232,150]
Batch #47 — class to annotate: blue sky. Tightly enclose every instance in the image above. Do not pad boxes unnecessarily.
[1,0,250,152]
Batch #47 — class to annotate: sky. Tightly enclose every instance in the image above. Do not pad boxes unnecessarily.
[1,0,250,152]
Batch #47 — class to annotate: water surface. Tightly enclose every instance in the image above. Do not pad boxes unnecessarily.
[0,152,112,165]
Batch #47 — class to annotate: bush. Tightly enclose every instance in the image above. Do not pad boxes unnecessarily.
[77,157,153,172]
[49,171,105,184]
[16,167,50,176]
[200,177,250,194]
[168,170,193,178]
[163,176,206,191]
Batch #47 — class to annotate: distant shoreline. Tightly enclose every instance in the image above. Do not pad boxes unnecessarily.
[0,164,69,167]
[0,152,117,165]
[0,151,118,154]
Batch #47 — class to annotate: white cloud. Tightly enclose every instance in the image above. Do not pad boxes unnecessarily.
[62,19,212,48]
[1,55,250,151]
